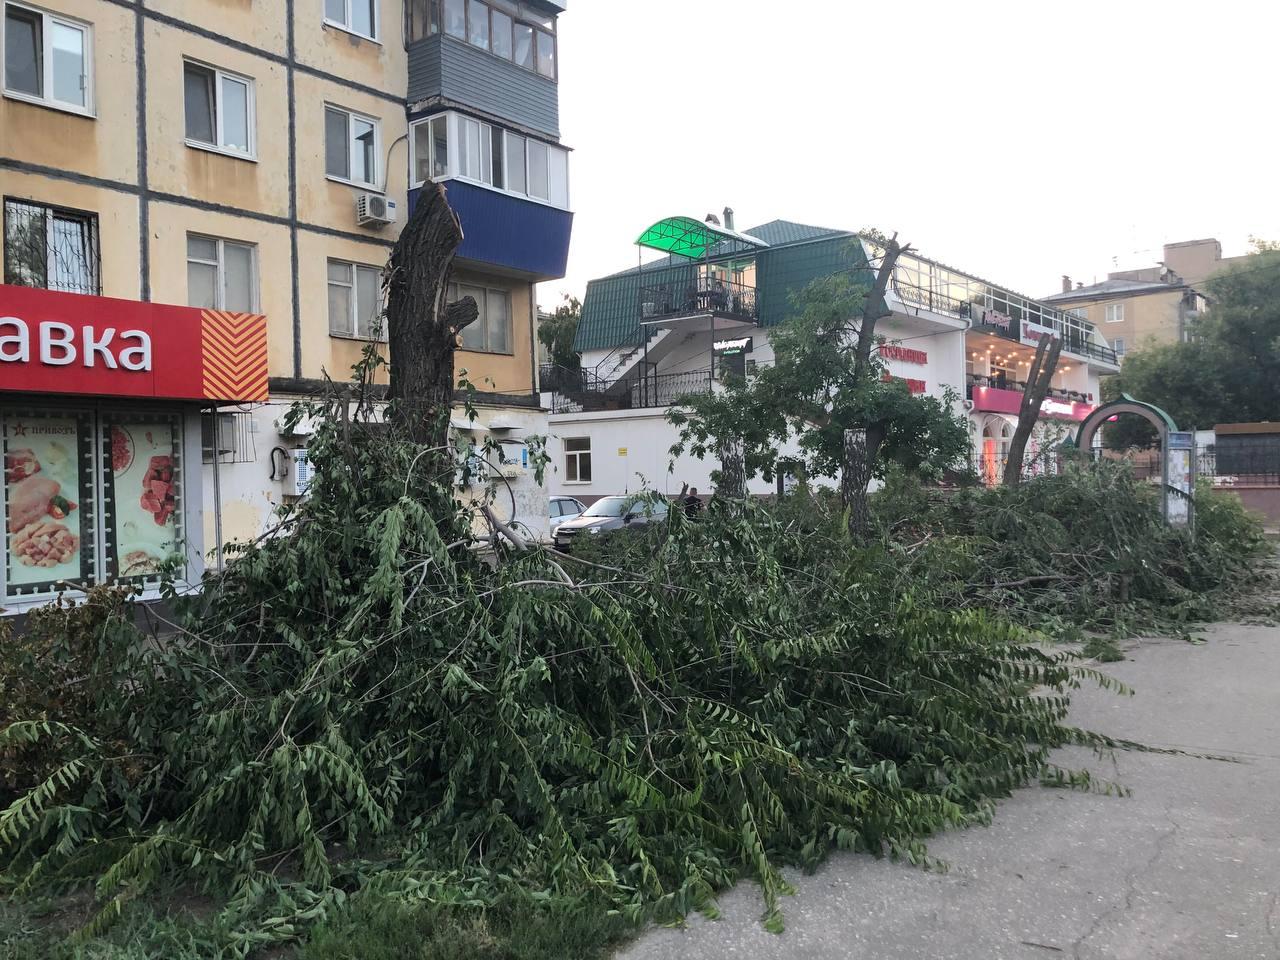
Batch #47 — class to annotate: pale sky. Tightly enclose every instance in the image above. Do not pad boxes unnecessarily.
[540,0,1279,308]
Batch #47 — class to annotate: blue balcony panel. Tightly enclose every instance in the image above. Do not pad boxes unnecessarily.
[411,181,573,282]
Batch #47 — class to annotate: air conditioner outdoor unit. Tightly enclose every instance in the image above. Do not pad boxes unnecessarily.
[356,193,397,228]
[287,449,314,497]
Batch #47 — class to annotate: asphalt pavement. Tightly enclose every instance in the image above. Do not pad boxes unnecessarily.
[617,621,1280,960]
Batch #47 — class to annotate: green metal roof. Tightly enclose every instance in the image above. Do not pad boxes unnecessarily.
[574,221,869,354]
[634,216,769,260]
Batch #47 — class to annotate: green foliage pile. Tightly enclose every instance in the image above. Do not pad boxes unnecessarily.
[1,395,1125,957]
[870,461,1271,632]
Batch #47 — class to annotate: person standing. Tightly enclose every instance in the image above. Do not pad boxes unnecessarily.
[683,487,703,519]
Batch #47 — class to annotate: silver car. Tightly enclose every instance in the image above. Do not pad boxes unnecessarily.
[553,495,669,551]
[549,496,587,534]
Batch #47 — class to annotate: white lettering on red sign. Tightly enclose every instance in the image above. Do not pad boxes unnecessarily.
[0,316,151,371]
[1041,398,1075,417]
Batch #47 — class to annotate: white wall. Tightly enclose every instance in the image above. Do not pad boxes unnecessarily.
[203,398,551,553]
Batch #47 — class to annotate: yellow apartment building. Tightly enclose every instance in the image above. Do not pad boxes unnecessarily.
[1,0,572,611]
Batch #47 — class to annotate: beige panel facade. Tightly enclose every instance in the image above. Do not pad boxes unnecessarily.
[146,0,288,57]
[1063,289,1185,356]
[0,169,141,299]
[148,200,295,375]
[294,0,407,95]
[454,270,537,396]
[143,23,292,218]
[295,228,393,382]
[0,0,138,183]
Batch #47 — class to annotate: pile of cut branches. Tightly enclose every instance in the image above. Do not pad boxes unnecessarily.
[865,463,1272,633]
[0,389,1127,957]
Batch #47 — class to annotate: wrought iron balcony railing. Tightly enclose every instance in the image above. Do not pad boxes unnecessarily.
[639,278,758,325]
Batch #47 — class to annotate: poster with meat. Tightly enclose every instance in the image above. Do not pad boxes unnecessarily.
[107,418,181,579]
[3,415,89,591]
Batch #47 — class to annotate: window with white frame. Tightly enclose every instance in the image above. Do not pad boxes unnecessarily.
[1112,337,1126,358]
[324,0,376,40]
[406,0,557,79]
[3,197,98,294]
[325,105,380,187]
[3,2,92,114]
[183,60,254,157]
[187,234,257,312]
[409,112,569,209]
[563,437,591,483]
[327,259,384,339]
[449,281,510,353]
[1105,302,1124,323]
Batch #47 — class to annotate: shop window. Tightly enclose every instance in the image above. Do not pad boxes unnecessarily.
[327,259,384,340]
[2,2,92,114]
[183,60,254,158]
[563,437,591,483]
[449,281,510,354]
[1105,303,1124,323]
[186,234,257,313]
[2,198,99,295]
[325,105,380,188]
[2,408,186,602]
[324,0,376,40]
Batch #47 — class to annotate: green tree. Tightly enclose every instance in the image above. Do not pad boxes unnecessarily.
[1106,248,1280,446]
[537,294,582,370]
[669,244,969,534]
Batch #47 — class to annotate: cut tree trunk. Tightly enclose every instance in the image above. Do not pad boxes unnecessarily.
[385,181,479,448]
[715,436,746,500]
[841,424,885,539]
[1003,333,1062,487]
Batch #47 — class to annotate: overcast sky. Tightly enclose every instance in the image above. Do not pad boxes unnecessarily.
[539,0,1278,308]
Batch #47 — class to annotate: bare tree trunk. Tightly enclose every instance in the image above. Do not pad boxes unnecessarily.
[842,234,910,536]
[852,233,911,382]
[1004,333,1062,487]
[841,424,885,538]
[716,437,746,500]
[384,182,479,448]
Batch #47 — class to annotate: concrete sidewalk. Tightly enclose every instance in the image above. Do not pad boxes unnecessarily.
[617,622,1280,960]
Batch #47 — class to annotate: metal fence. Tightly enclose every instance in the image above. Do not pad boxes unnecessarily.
[639,278,758,324]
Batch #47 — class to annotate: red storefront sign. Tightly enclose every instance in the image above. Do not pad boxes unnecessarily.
[882,372,927,395]
[971,385,1094,421]
[880,345,928,364]
[0,284,268,402]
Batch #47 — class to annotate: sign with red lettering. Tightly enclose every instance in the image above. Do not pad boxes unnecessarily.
[0,285,267,402]
[882,372,927,395]
[1020,320,1060,347]
[880,345,928,364]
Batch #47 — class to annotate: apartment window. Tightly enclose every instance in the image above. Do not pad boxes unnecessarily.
[325,106,379,187]
[1105,302,1124,323]
[490,8,511,58]
[442,0,464,38]
[187,234,257,312]
[324,0,376,40]
[450,281,510,353]
[411,114,448,183]
[3,198,98,295]
[535,28,554,77]
[512,20,533,69]
[3,2,91,114]
[466,0,487,47]
[409,114,569,209]
[328,259,384,339]
[183,61,253,157]
[406,0,437,41]
[1112,338,1126,358]
[563,438,591,483]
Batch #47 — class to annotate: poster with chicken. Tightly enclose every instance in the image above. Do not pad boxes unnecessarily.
[3,416,87,590]
[108,419,181,579]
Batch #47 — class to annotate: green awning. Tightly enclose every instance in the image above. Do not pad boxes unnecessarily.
[635,216,768,260]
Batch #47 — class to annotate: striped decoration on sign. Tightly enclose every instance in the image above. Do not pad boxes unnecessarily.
[201,311,269,402]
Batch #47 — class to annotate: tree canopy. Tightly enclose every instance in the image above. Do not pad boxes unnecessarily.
[1105,248,1280,446]
[669,268,969,487]
[537,294,582,370]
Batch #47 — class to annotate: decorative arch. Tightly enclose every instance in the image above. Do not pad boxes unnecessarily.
[1076,393,1178,450]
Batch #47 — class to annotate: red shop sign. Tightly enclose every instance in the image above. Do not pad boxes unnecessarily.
[880,344,928,365]
[0,284,268,402]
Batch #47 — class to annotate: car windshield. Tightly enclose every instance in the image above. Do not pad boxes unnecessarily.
[581,497,630,518]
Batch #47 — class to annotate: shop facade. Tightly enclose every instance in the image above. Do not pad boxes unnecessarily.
[1,283,267,613]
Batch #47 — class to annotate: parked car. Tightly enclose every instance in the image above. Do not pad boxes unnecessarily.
[552,495,668,551]
[549,496,586,534]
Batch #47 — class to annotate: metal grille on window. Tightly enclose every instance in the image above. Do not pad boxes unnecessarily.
[202,410,255,465]
[3,199,100,295]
